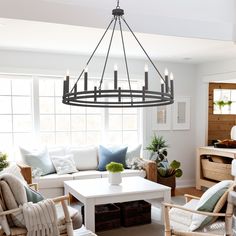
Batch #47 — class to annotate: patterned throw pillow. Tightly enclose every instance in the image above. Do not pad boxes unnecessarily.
[51,154,78,175]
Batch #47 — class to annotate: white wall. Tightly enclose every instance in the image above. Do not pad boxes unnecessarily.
[0,49,197,187]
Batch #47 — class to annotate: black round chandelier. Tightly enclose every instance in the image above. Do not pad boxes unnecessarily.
[62,0,174,108]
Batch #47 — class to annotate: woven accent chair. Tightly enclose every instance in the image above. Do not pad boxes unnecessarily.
[0,183,82,236]
[163,188,235,236]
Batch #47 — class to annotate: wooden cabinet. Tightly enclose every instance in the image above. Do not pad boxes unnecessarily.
[196,146,236,190]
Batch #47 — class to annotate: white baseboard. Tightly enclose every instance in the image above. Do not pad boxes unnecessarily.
[176,178,195,188]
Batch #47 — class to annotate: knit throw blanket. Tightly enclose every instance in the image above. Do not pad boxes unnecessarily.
[22,199,60,236]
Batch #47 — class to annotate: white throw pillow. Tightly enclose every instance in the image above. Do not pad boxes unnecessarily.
[126,144,142,165]
[51,154,78,175]
[190,180,233,231]
[66,146,98,170]
[19,146,56,176]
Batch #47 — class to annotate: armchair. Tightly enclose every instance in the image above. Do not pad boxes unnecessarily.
[163,190,234,236]
[0,195,75,236]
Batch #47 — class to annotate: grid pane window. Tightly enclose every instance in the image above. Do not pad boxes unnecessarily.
[38,77,104,145]
[0,75,141,147]
[0,76,33,147]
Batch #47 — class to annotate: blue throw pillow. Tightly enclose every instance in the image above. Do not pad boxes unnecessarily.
[98,145,128,171]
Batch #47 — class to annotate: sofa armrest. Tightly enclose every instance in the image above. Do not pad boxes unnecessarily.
[141,159,157,182]
[17,163,32,184]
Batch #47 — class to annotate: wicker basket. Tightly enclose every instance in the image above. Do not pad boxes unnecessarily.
[115,200,151,227]
[82,204,120,232]
[201,158,233,181]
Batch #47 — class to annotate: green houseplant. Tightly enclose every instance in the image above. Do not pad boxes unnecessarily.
[146,134,183,195]
[214,100,232,113]
[0,152,9,172]
[106,162,124,185]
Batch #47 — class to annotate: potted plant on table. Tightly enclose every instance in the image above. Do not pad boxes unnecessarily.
[146,134,183,196]
[106,162,124,185]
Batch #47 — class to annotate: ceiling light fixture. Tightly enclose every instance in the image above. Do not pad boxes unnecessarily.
[62,0,174,108]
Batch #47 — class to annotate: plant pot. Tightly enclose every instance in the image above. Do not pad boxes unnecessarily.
[108,172,122,185]
[157,174,176,196]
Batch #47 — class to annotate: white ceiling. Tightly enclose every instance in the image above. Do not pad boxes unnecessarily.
[0,0,235,64]
[0,18,236,64]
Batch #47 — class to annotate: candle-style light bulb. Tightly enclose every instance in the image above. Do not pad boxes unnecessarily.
[161,79,164,94]
[114,64,118,90]
[84,67,88,91]
[144,64,149,90]
[63,70,70,95]
[170,72,174,98]
[164,68,169,76]
[164,68,169,93]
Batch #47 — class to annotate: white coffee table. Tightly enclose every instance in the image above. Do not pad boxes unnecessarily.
[64,176,171,233]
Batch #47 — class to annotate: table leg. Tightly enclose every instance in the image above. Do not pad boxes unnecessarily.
[84,199,95,233]
[161,189,171,224]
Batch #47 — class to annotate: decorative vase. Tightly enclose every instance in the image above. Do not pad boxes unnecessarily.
[108,172,122,185]
[157,173,176,196]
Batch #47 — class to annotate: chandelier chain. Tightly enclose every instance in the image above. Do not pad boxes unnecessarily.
[121,16,165,83]
[70,17,115,93]
[99,16,118,90]
[118,16,133,103]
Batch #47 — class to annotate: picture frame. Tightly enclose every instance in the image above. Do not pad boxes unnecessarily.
[152,105,171,130]
[173,96,190,130]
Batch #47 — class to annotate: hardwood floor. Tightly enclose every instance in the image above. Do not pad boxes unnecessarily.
[175,187,203,197]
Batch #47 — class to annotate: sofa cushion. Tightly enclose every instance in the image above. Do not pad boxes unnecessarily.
[98,145,128,171]
[72,171,102,180]
[66,146,98,171]
[48,146,66,157]
[19,146,56,176]
[101,169,146,178]
[33,174,73,189]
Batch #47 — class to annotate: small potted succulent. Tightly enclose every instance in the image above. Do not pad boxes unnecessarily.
[0,152,9,172]
[106,162,124,185]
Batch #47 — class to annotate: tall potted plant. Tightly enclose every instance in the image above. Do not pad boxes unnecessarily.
[146,134,183,196]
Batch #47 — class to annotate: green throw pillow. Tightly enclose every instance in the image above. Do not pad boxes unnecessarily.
[24,186,44,203]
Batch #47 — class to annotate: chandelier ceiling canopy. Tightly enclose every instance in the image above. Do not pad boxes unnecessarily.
[62,0,174,108]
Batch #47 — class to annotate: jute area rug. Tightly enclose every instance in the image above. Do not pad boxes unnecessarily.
[97,196,185,236]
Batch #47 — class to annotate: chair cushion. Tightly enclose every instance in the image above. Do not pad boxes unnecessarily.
[56,205,82,230]
[170,199,199,232]
[98,145,128,171]
[72,171,102,180]
[190,180,233,231]
[66,146,98,171]
[33,174,73,188]
[101,169,146,178]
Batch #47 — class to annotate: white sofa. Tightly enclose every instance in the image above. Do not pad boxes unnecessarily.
[18,145,156,198]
